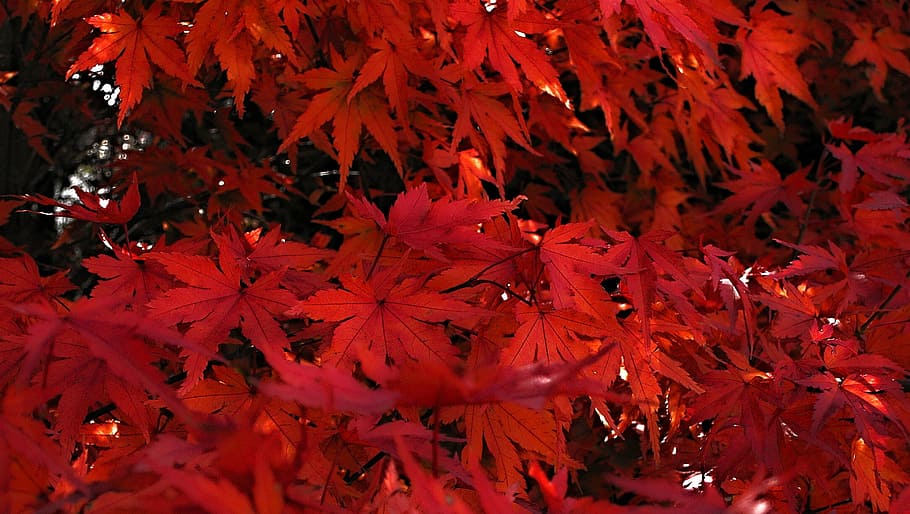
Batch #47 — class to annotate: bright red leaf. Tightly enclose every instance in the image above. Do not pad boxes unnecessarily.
[66,5,198,126]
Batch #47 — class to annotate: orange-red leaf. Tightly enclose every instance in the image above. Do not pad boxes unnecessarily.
[67,5,198,126]
[736,7,817,130]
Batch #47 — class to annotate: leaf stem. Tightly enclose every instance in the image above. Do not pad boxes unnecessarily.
[795,148,829,247]
[440,245,537,294]
[858,280,905,337]
[366,234,389,280]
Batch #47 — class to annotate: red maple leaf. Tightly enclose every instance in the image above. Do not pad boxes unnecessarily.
[717,161,812,227]
[451,0,568,105]
[66,5,199,126]
[600,0,743,63]
[827,131,910,192]
[15,174,141,225]
[449,75,536,176]
[185,0,295,115]
[147,236,297,392]
[735,5,817,130]
[499,302,601,367]
[83,243,173,309]
[288,267,485,379]
[347,183,523,261]
[278,49,401,187]
[844,22,910,101]
[0,254,75,305]
[536,222,608,310]
[10,297,215,426]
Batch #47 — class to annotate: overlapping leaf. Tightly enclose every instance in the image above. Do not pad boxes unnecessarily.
[66,5,198,125]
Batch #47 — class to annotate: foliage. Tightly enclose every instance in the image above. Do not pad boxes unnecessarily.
[1,0,910,512]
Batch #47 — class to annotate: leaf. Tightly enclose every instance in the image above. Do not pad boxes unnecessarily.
[185,0,293,115]
[257,359,397,415]
[278,49,401,187]
[499,302,601,367]
[828,133,910,191]
[0,254,75,305]
[844,22,910,101]
[83,247,173,308]
[350,37,436,117]
[460,401,568,492]
[211,225,330,280]
[735,7,817,130]
[773,239,882,314]
[394,342,625,410]
[537,221,608,310]
[602,229,705,351]
[347,184,524,261]
[717,161,812,226]
[288,267,484,379]
[392,436,474,513]
[451,0,568,105]
[600,0,743,63]
[66,5,198,126]
[11,297,215,425]
[850,437,910,512]
[799,371,910,442]
[15,173,141,225]
[757,279,819,338]
[450,77,536,175]
[147,236,297,391]
[45,338,156,453]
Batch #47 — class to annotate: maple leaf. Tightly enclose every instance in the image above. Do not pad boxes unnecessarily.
[392,437,474,513]
[209,225,330,298]
[258,358,397,416]
[10,297,216,426]
[66,5,198,126]
[536,221,608,310]
[702,244,757,354]
[758,278,819,339]
[185,0,294,116]
[15,173,141,225]
[449,400,571,492]
[0,254,75,305]
[347,183,523,261]
[528,462,620,513]
[451,0,568,105]
[601,229,705,350]
[799,371,910,443]
[350,37,437,117]
[45,337,157,453]
[717,161,812,227]
[773,239,888,314]
[393,342,624,410]
[288,267,484,379]
[688,360,790,476]
[0,391,90,505]
[449,75,536,175]
[844,22,910,101]
[827,132,910,192]
[735,6,817,130]
[83,245,173,309]
[850,437,910,512]
[278,49,401,187]
[600,0,743,64]
[435,340,581,491]
[147,237,298,391]
[499,302,601,367]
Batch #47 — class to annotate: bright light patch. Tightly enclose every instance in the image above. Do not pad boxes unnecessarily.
[682,471,713,490]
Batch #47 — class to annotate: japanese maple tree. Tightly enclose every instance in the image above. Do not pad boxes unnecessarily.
[1,0,910,512]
